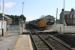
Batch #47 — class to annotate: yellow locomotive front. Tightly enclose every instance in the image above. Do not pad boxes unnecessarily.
[37,19,47,30]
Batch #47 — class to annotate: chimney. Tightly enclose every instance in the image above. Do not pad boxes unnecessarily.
[71,8,74,12]
[62,9,64,12]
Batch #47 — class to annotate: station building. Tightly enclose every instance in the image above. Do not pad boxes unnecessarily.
[60,9,75,26]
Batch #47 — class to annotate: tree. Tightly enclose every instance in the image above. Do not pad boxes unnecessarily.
[20,15,26,22]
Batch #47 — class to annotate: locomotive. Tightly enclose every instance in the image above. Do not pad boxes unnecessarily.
[37,15,55,30]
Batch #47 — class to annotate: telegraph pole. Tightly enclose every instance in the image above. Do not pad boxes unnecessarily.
[63,0,65,34]
[63,0,66,25]
[0,5,1,13]
[20,2,24,34]
[63,0,65,10]
[0,1,1,13]
[22,2,24,15]
[2,0,4,36]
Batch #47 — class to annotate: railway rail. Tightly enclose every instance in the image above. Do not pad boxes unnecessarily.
[29,32,72,50]
[30,34,52,50]
[39,34,71,50]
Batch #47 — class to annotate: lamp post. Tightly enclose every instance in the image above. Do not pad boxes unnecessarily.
[55,8,58,32]
[56,8,58,24]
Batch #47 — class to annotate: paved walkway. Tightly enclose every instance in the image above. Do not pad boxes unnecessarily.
[0,25,20,50]
[0,35,18,50]
[13,35,33,50]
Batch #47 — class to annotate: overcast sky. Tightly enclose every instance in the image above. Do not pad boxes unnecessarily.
[0,0,75,21]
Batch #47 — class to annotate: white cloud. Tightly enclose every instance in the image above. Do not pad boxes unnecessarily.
[26,16,38,21]
[5,2,16,9]
[0,2,16,9]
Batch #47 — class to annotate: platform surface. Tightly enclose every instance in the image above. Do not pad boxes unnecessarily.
[13,35,33,50]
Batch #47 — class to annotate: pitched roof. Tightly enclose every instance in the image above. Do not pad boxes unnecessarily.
[64,11,70,15]
[0,15,12,20]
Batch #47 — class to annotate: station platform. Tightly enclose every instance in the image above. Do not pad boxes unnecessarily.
[13,35,33,50]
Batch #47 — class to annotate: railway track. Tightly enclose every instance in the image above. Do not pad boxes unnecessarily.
[39,34,72,50]
[29,32,72,50]
[30,34,52,50]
